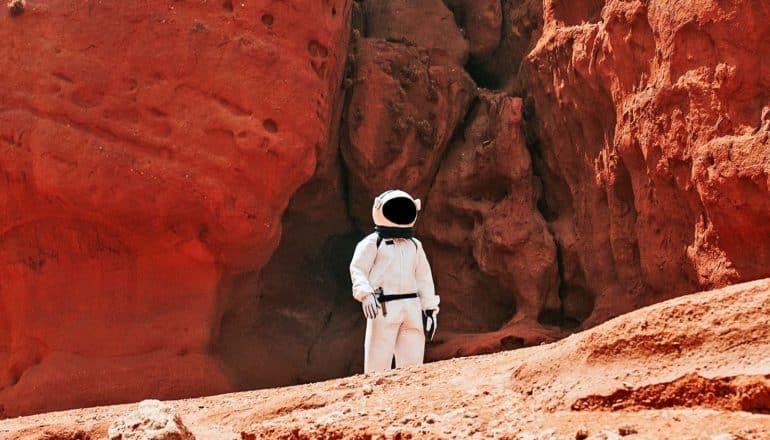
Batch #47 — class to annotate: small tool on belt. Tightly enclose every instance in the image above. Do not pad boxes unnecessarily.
[374,287,387,316]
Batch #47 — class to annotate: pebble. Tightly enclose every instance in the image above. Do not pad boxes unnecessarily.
[362,384,373,395]
[618,425,638,436]
[424,414,438,424]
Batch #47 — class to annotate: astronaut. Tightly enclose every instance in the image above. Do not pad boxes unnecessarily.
[350,189,440,373]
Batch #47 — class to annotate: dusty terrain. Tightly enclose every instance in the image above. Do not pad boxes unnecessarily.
[2,279,768,439]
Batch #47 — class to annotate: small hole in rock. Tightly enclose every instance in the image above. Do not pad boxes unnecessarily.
[263,119,278,133]
[332,6,336,16]
[261,14,274,26]
[500,336,524,351]
[223,0,233,12]
[308,40,328,57]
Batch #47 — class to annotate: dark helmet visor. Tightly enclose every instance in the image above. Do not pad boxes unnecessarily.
[382,197,418,225]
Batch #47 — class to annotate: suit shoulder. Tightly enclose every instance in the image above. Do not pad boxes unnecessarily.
[357,232,379,246]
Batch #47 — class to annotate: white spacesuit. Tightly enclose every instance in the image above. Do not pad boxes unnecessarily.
[350,189,440,373]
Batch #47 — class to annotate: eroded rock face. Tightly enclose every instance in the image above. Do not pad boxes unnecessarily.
[214,69,363,388]
[464,0,543,90]
[523,0,770,324]
[363,0,469,65]
[341,36,476,228]
[420,92,560,355]
[443,0,503,61]
[0,0,351,416]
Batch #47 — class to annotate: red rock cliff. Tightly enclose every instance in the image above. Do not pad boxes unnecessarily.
[522,0,770,325]
[0,0,351,417]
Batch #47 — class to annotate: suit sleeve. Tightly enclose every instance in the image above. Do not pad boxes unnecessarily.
[350,237,377,302]
[414,240,440,311]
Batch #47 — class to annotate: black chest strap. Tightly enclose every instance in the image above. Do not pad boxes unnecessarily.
[376,236,418,250]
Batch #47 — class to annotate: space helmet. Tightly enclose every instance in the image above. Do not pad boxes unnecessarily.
[372,189,421,238]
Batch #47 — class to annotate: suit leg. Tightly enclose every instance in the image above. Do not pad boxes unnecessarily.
[394,299,425,368]
[364,313,400,373]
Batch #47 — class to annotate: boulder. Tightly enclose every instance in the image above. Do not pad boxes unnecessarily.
[108,400,194,440]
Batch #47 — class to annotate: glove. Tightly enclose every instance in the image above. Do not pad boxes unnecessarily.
[422,309,437,341]
[362,293,380,319]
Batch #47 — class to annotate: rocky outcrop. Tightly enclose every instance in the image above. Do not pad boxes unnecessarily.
[341,36,476,228]
[443,0,503,61]
[523,0,770,325]
[464,0,543,89]
[420,92,561,355]
[362,0,469,65]
[0,0,352,417]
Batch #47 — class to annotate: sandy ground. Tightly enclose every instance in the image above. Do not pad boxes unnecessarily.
[1,279,769,440]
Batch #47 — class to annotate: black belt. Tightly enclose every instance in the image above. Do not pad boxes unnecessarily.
[377,293,418,302]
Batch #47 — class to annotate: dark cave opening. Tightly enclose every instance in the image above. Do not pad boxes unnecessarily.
[465,60,504,91]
